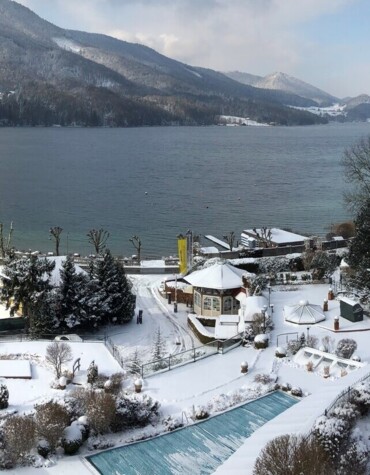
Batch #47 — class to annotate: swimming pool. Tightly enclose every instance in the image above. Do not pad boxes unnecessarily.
[87,391,298,475]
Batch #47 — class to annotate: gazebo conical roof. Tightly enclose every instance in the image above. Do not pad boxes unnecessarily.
[284,299,326,325]
[184,262,247,290]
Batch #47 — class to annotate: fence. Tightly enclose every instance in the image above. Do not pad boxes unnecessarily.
[139,334,242,378]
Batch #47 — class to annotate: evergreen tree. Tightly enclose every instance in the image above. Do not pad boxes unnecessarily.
[87,360,98,385]
[151,328,166,362]
[28,290,59,338]
[77,276,106,330]
[57,256,86,331]
[0,383,9,409]
[129,348,142,375]
[1,255,55,323]
[95,250,136,324]
[347,198,370,295]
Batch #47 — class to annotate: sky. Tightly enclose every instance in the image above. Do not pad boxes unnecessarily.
[17,0,370,98]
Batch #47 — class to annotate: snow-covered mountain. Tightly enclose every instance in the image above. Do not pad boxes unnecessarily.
[226,71,338,106]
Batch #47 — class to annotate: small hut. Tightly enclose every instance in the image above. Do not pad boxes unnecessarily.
[184,262,249,317]
[284,299,326,325]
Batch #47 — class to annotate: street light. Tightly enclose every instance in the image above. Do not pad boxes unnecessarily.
[270,304,274,314]
[307,326,310,342]
[267,284,271,307]
[261,305,268,333]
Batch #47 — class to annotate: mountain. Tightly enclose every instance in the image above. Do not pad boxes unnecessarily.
[0,0,327,127]
[225,71,338,106]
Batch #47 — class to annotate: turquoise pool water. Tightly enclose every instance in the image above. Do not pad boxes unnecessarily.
[87,391,297,475]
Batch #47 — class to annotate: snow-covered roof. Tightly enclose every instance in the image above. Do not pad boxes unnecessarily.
[46,256,87,287]
[184,262,246,290]
[284,299,326,324]
[242,228,307,244]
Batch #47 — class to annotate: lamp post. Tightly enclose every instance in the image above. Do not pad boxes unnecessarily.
[267,284,271,307]
[270,304,274,314]
[307,326,310,342]
[261,305,268,333]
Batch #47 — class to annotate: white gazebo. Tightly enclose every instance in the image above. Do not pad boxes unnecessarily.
[184,262,250,317]
[284,299,326,325]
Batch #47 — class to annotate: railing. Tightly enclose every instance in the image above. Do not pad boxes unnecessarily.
[276,332,299,346]
[139,334,242,378]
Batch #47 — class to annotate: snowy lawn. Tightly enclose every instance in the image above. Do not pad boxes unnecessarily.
[4,278,370,474]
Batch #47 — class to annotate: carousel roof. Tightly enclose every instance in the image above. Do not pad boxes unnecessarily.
[184,262,247,290]
[284,299,326,325]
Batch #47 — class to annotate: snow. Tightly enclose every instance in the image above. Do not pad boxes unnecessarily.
[242,228,307,245]
[0,360,31,378]
[7,273,370,474]
[184,262,247,290]
[218,115,269,126]
[284,300,326,324]
[53,37,82,53]
[46,256,87,287]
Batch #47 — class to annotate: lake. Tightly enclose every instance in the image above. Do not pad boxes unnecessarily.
[1,122,369,257]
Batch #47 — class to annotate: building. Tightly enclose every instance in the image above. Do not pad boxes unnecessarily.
[241,228,307,248]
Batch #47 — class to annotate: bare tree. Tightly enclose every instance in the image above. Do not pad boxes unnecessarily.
[129,235,142,262]
[0,222,14,258]
[46,342,73,379]
[253,227,273,248]
[87,228,110,255]
[49,226,63,256]
[342,135,370,212]
[223,231,235,251]
[3,415,36,465]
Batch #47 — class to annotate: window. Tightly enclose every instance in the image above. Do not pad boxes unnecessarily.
[194,291,201,307]
[223,297,232,312]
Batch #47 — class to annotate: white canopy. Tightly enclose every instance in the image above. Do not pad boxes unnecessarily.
[184,262,246,290]
[284,299,326,325]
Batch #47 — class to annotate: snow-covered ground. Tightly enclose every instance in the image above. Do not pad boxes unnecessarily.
[4,274,370,474]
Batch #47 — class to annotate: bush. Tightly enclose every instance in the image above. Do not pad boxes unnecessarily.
[306,361,314,372]
[163,416,183,432]
[3,415,36,465]
[349,382,370,415]
[113,392,160,430]
[287,339,302,355]
[281,382,292,392]
[330,402,360,425]
[107,372,125,394]
[194,406,209,420]
[0,384,9,409]
[85,391,116,434]
[253,434,333,475]
[254,374,273,385]
[37,439,50,458]
[275,347,286,358]
[290,387,303,397]
[35,400,70,451]
[321,336,335,353]
[62,423,83,455]
[313,415,350,461]
[87,361,98,386]
[336,339,357,359]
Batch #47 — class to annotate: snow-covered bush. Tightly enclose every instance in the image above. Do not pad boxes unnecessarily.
[0,384,9,409]
[62,422,83,455]
[321,336,335,354]
[35,400,70,451]
[306,361,314,372]
[254,334,269,349]
[330,402,360,425]
[87,361,98,386]
[290,387,303,397]
[107,372,125,394]
[253,434,332,475]
[352,354,361,362]
[275,347,286,358]
[76,416,90,442]
[3,415,36,466]
[86,391,116,434]
[287,336,305,355]
[163,416,183,432]
[281,382,292,392]
[307,335,319,349]
[194,406,209,420]
[113,392,160,430]
[349,382,370,415]
[36,439,50,458]
[248,313,274,339]
[313,415,350,461]
[254,374,273,385]
[335,339,357,359]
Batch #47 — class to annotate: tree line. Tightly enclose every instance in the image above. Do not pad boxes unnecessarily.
[0,250,136,336]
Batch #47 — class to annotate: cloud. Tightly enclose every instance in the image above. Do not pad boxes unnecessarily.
[16,0,364,96]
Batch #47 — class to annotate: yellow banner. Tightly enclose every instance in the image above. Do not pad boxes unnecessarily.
[178,237,187,274]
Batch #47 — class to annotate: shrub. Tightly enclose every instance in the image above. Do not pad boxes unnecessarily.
[323,365,330,378]
[113,392,160,430]
[287,339,302,355]
[35,400,70,451]
[290,387,303,397]
[3,415,36,465]
[335,339,357,359]
[275,347,286,358]
[307,335,319,349]
[107,372,125,394]
[349,382,370,415]
[281,382,292,392]
[62,423,83,455]
[253,434,333,475]
[87,361,99,386]
[306,361,314,372]
[194,406,209,420]
[313,415,350,461]
[37,439,50,458]
[321,336,335,353]
[0,384,9,409]
[330,402,360,424]
[85,391,116,434]
[254,374,273,385]
[163,416,183,432]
